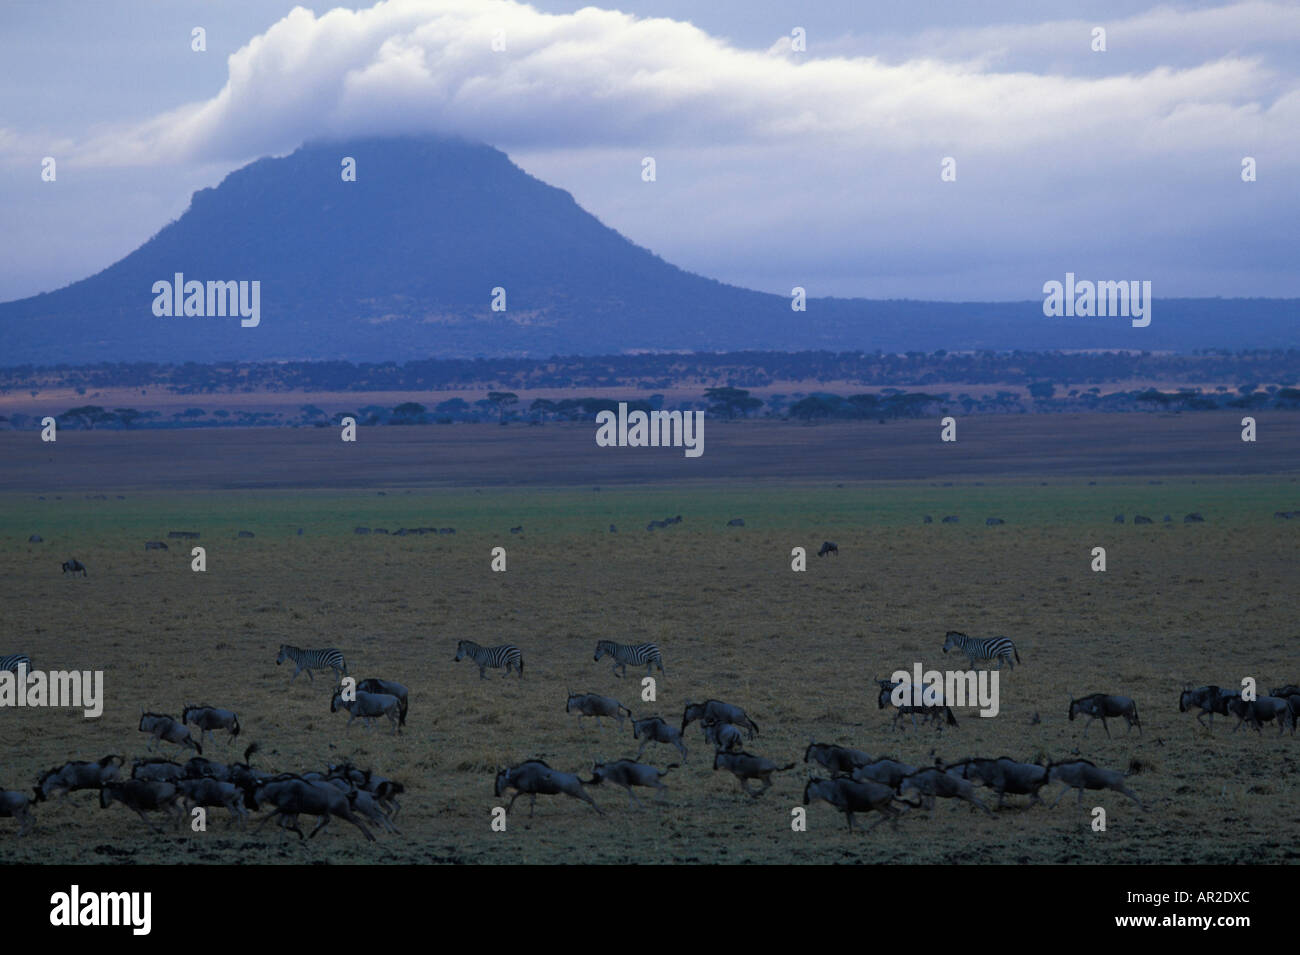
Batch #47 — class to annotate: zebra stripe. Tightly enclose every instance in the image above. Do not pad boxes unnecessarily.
[455,640,523,679]
[0,653,32,674]
[942,631,1019,670]
[594,640,664,677]
[277,644,347,683]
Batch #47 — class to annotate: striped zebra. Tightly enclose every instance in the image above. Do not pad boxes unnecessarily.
[1,654,32,674]
[454,640,523,680]
[942,631,1020,670]
[594,640,664,678]
[275,644,347,684]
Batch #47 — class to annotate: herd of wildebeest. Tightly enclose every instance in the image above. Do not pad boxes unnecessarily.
[3,612,1298,838]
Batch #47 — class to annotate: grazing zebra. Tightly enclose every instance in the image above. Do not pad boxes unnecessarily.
[942,630,1020,670]
[593,640,664,678]
[0,654,32,674]
[454,640,523,679]
[275,644,347,684]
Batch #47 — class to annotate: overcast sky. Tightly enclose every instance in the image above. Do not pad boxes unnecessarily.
[2,0,1296,302]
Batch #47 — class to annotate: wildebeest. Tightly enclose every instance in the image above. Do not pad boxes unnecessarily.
[632,717,688,762]
[986,517,1005,526]
[565,692,632,730]
[182,704,240,745]
[131,758,185,783]
[804,742,874,776]
[175,777,247,826]
[589,760,677,807]
[139,712,202,754]
[852,758,918,789]
[876,679,958,731]
[803,776,907,832]
[510,526,523,534]
[61,558,87,577]
[27,534,42,543]
[712,751,795,797]
[941,515,959,523]
[357,679,409,726]
[1047,759,1142,809]
[817,541,838,557]
[1184,513,1205,523]
[253,776,376,841]
[1178,685,1236,732]
[950,756,1050,809]
[99,780,184,832]
[0,790,35,836]
[1068,694,1141,737]
[494,760,602,817]
[1231,695,1294,734]
[682,700,759,739]
[34,755,122,801]
[144,541,168,550]
[898,767,991,814]
[330,689,403,734]
[727,518,745,527]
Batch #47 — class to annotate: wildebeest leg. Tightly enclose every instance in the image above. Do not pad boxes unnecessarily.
[1117,785,1143,809]
[1049,785,1070,809]
[569,788,603,815]
[136,810,163,834]
[528,794,537,817]
[337,810,375,841]
[505,792,523,815]
[308,814,330,839]
[635,740,648,760]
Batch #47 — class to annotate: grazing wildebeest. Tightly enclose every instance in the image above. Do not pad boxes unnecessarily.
[804,742,874,776]
[682,700,759,739]
[28,535,42,543]
[0,790,35,836]
[34,755,122,801]
[1068,694,1141,737]
[357,679,409,726]
[510,526,523,534]
[61,558,87,577]
[565,692,632,730]
[99,780,184,832]
[330,689,403,735]
[182,704,240,745]
[139,712,202,754]
[712,751,795,797]
[632,717,688,762]
[1047,759,1142,810]
[589,760,677,807]
[494,760,602,817]
[804,776,907,831]
[986,517,1005,525]
[817,541,838,557]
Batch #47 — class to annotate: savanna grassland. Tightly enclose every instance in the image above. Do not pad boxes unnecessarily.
[1,460,1298,864]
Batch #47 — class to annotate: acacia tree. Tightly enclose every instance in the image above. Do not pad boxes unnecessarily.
[487,391,519,424]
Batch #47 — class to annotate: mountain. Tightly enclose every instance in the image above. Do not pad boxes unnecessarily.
[2,134,1296,364]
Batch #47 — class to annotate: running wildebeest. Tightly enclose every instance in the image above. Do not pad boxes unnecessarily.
[330,689,403,735]
[139,712,202,754]
[682,700,759,739]
[494,760,602,817]
[0,790,35,836]
[175,777,247,827]
[565,692,632,731]
[130,758,185,783]
[898,767,991,814]
[712,751,795,797]
[703,719,744,752]
[182,704,241,745]
[852,758,918,788]
[817,541,837,557]
[358,679,409,726]
[99,780,184,833]
[804,742,874,776]
[1231,695,1294,734]
[803,776,907,832]
[589,760,677,807]
[34,755,122,801]
[1068,694,1141,737]
[876,679,958,731]
[632,717,688,762]
[949,757,1050,809]
[253,776,376,841]
[61,558,87,577]
[1047,759,1143,810]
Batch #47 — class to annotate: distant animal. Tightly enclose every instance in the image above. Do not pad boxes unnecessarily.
[727,518,745,527]
[181,704,241,744]
[354,527,371,534]
[565,692,632,730]
[1133,515,1153,524]
[923,515,933,524]
[942,630,1020,670]
[713,751,795,797]
[589,760,677,807]
[1184,513,1205,523]
[632,717,688,762]
[985,517,1005,526]
[817,541,838,557]
[494,760,601,817]
[510,526,523,534]
[252,776,375,841]
[1114,515,1125,523]
[276,644,347,684]
[593,640,664,678]
[1068,694,1141,737]
[237,530,254,538]
[144,541,168,550]
[941,516,959,523]
[27,535,42,543]
[61,559,87,577]
[0,653,32,674]
[609,524,617,533]
[454,640,523,679]
[357,679,409,726]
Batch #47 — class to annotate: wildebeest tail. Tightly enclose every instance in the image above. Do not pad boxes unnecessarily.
[399,700,408,726]
[779,762,796,772]
[1015,647,1021,663]
[660,764,680,777]
[232,715,241,737]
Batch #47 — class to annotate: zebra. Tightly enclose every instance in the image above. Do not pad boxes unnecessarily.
[593,640,664,678]
[0,654,32,674]
[942,630,1020,670]
[275,645,347,684]
[453,640,523,679]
